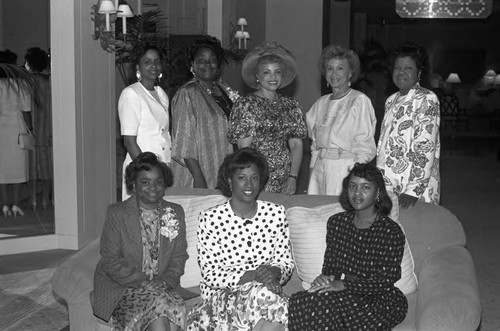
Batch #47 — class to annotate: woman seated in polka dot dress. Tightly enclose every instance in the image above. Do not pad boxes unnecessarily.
[187,147,293,331]
[288,163,408,331]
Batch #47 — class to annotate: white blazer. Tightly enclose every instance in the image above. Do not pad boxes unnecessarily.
[118,82,171,198]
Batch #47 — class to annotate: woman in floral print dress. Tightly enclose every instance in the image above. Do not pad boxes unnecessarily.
[92,152,188,331]
[187,148,294,331]
[376,43,440,221]
[229,42,307,194]
[288,163,407,330]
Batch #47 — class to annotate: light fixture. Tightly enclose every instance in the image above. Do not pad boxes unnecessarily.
[91,0,135,52]
[117,4,134,35]
[243,31,250,50]
[235,18,249,50]
[237,18,248,26]
[494,74,500,85]
[446,73,461,84]
[484,69,497,84]
[99,0,116,31]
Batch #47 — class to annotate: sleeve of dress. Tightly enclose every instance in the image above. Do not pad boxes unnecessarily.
[171,87,199,159]
[351,95,377,163]
[306,101,320,168]
[268,205,295,284]
[100,206,148,287]
[286,99,308,140]
[343,221,405,295]
[118,87,141,136]
[403,92,440,198]
[159,205,189,289]
[228,97,257,143]
[197,211,245,289]
[321,215,342,279]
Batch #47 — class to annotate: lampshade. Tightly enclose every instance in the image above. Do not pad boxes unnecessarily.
[117,4,133,17]
[446,73,461,84]
[235,31,245,39]
[484,69,497,77]
[237,17,248,26]
[98,0,116,13]
[494,74,500,85]
[243,32,250,39]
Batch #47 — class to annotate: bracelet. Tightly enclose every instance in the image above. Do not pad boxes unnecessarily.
[288,174,298,180]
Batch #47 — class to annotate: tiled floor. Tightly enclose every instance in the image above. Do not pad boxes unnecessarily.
[0,250,75,331]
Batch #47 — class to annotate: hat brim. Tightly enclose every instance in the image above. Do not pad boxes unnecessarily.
[241,43,297,90]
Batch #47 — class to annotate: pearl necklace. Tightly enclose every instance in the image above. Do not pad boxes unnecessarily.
[330,88,351,100]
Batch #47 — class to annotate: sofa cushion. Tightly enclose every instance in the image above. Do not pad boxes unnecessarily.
[286,203,343,289]
[165,194,227,288]
[286,204,417,294]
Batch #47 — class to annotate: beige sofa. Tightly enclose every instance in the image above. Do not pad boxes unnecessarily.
[52,188,481,331]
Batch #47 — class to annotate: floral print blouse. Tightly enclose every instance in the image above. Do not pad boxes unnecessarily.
[228,94,307,193]
[377,83,441,203]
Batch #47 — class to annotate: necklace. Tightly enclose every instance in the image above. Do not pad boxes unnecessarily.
[139,201,162,260]
[330,88,351,100]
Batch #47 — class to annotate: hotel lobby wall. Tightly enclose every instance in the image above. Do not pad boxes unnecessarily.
[0,0,50,62]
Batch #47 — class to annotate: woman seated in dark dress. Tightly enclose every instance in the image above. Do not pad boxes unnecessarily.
[91,152,188,331]
[288,162,408,331]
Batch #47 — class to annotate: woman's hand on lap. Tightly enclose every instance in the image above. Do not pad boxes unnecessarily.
[284,177,297,195]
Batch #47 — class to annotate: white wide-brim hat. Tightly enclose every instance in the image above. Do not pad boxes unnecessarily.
[241,42,297,90]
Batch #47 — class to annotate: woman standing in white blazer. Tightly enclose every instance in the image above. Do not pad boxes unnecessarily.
[119,44,171,200]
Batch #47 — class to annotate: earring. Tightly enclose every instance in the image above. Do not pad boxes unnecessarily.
[256,79,259,83]
[326,82,330,88]
[348,81,351,87]
[190,66,196,77]
[136,71,141,81]
[158,73,163,80]
[375,193,380,203]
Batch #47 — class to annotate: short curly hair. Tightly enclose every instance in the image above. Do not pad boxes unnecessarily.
[393,43,429,75]
[127,44,165,85]
[188,35,224,65]
[24,47,49,72]
[318,45,361,84]
[339,163,392,216]
[124,152,173,194]
[216,148,269,197]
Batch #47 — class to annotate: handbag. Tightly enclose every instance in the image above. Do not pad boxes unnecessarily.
[18,129,34,151]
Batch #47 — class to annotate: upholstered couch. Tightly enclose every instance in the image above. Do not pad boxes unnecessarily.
[52,188,481,331]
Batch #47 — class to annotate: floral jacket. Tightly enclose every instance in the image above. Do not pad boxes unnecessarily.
[376,84,441,204]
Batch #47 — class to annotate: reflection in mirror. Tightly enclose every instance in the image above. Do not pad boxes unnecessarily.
[0,0,54,240]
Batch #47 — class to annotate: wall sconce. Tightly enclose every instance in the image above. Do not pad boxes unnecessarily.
[91,0,134,52]
[235,17,250,49]
[91,0,116,52]
[483,69,497,84]
[494,74,500,85]
[446,73,461,84]
[117,4,134,35]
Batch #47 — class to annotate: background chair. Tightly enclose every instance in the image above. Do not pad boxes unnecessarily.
[440,93,469,132]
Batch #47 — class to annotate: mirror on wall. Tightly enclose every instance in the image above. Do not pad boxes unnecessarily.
[0,0,54,240]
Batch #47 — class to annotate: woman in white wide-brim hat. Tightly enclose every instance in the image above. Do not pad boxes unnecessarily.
[228,42,307,195]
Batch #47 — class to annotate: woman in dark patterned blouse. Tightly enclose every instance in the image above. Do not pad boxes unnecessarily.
[288,162,408,330]
[228,42,307,194]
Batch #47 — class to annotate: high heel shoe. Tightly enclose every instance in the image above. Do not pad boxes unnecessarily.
[2,205,12,217]
[11,205,24,217]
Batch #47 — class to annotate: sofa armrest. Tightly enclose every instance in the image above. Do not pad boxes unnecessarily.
[52,238,100,303]
[416,246,481,331]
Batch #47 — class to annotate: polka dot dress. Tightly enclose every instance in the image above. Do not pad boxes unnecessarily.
[187,200,294,330]
[289,212,408,331]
